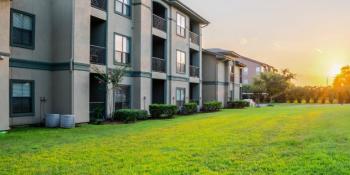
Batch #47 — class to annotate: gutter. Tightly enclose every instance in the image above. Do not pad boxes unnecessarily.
[70,0,76,114]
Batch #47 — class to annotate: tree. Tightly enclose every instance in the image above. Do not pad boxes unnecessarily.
[252,69,296,103]
[333,65,350,103]
[92,66,128,119]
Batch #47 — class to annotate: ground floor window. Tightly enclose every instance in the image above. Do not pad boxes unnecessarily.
[176,88,186,107]
[10,80,34,117]
[115,85,131,110]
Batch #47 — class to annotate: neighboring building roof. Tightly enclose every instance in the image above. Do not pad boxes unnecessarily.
[207,48,275,70]
[166,0,210,25]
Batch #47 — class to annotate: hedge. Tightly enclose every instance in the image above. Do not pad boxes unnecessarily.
[149,104,178,118]
[202,101,222,112]
[180,103,198,115]
[227,100,250,109]
[113,109,148,123]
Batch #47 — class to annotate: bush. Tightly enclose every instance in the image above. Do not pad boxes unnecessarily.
[202,101,222,112]
[227,100,250,109]
[113,109,148,123]
[180,103,198,115]
[149,104,178,118]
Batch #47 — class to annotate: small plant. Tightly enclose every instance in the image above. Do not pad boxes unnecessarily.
[92,106,105,125]
[180,103,198,115]
[149,104,178,118]
[202,101,222,112]
[227,100,250,109]
[113,109,148,124]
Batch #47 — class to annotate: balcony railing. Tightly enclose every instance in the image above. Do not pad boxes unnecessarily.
[90,45,106,65]
[190,65,200,78]
[230,73,235,82]
[153,14,167,32]
[152,57,166,73]
[91,0,107,11]
[190,32,200,45]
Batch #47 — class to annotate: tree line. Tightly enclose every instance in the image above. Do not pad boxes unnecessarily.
[243,66,350,104]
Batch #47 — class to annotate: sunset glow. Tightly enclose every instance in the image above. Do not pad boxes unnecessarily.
[186,0,350,86]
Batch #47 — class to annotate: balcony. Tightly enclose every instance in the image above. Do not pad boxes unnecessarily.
[190,32,200,45]
[91,0,107,11]
[90,45,106,65]
[152,57,166,73]
[153,14,167,32]
[190,65,200,78]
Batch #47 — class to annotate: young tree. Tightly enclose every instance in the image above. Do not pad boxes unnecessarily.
[92,66,128,119]
[333,65,350,103]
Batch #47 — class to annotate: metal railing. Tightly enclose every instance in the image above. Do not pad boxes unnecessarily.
[152,57,166,73]
[90,45,106,65]
[91,0,107,11]
[153,14,167,32]
[190,32,200,45]
[190,65,200,78]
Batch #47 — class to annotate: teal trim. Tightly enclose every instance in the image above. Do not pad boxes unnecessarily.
[203,81,229,86]
[125,71,152,78]
[9,58,90,72]
[168,75,189,82]
[10,79,35,118]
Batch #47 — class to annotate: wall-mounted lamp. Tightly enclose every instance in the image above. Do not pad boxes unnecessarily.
[0,56,5,60]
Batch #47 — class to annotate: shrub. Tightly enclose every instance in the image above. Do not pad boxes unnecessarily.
[149,104,178,118]
[113,109,148,123]
[181,103,198,115]
[202,101,222,112]
[227,100,250,109]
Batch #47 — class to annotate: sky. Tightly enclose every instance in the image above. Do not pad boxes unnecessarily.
[185,0,350,86]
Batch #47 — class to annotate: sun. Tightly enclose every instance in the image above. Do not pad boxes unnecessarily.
[329,64,341,77]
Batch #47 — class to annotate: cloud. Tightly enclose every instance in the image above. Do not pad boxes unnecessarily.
[273,41,281,49]
[240,38,248,46]
[314,48,324,54]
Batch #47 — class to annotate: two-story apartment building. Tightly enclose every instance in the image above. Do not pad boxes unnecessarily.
[202,49,246,107]
[237,56,276,85]
[0,0,209,131]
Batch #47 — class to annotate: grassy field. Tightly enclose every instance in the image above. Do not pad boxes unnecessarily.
[1,105,350,175]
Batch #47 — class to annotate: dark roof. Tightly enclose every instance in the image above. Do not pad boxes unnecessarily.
[166,0,210,25]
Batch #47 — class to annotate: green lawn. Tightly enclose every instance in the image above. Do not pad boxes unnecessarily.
[1,105,350,175]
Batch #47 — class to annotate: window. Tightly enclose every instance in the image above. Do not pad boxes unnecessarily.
[10,80,34,117]
[231,65,235,74]
[243,79,249,84]
[114,85,131,110]
[176,88,186,107]
[176,50,186,73]
[176,13,186,37]
[243,67,249,75]
[115,0,131,17]
[114,34,131,64]
[256,67,261,74]
[11,9,35,49]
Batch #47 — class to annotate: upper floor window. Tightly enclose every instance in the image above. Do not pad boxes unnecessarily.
[243,67,249,75]
[10,80,34,117]
[176,50,186,74]
[11,9,35,49]
[115,0,131,17]
[114,34,130,65]
[256,67,261,73]
[176,13,186,37]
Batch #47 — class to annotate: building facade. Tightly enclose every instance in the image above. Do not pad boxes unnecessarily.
[0,0,209,130]
[237,56,276,85]
[202,49,245,107]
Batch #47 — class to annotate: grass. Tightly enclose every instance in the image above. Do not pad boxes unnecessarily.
[1,104,350,175]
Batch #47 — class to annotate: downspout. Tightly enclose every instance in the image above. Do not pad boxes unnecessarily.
[168,6,173,104]
[70,0,76,114]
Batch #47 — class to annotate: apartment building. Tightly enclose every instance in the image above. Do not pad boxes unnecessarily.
[202,49,246,107]
[0,0,209,130]
[237,56,276,85]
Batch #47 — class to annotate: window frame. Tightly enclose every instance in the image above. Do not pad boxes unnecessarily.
[114,85,131,110]
[176,50,186,74]
[176,12,186,38]
[114,0,132,18]
[10,79,35,118]
[113,33,132,66]
[176,88,186,107]
[10,9,36,50]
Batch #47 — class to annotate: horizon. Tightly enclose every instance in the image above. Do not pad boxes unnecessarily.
[185,0,350,86]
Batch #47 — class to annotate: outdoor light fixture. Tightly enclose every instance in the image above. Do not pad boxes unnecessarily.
[0,56,4,60]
